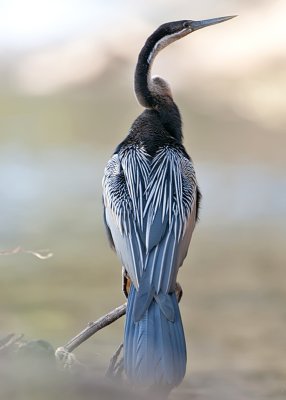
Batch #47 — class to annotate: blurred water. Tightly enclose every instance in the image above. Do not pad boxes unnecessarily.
[0,147,285,240]
[197,163,286,223]
[0,2,285,397]
[0,146,285,400]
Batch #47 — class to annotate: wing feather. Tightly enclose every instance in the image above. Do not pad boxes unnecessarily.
[102,145,198,295]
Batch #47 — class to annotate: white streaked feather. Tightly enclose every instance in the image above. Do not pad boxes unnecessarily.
[102,144,198,294]
[144,147,196,236]
[156,227,172,293]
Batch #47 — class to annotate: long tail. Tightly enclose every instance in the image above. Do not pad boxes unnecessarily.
[124,284,186,388]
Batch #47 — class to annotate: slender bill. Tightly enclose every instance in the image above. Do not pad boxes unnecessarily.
[190,15,237,31]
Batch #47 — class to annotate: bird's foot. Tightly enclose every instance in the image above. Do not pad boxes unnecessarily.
[175,282,183,303]
[122,268,131,299]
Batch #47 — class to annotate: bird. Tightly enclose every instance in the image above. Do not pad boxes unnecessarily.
[102,16,235,392]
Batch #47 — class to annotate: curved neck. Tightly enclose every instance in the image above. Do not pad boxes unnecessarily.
[134,34,158,108]
[135,28,179,108]
[134,30,183,142]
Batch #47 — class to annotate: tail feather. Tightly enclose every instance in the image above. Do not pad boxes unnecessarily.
[124,285,186,387]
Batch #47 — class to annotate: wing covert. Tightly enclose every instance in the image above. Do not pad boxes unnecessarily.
[102,145,198,294]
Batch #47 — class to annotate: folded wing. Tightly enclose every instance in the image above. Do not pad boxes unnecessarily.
[103,145,198,300]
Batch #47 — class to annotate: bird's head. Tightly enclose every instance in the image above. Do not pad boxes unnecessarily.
[135,15,236,108]
[147,16,237,64]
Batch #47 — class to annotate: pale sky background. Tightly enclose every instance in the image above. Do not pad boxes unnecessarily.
[0,5,285,384]
[0,0,285,228]
[0,1,285,78]
[0,0,285,133]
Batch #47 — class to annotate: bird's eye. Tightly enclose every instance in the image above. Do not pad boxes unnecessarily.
[183,22,189,29]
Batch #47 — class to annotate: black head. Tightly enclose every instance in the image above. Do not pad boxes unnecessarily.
[135,15,236,108]
[156,16,237,37]
[146,16,236,65]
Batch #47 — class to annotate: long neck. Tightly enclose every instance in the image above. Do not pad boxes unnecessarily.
[134,34,159,108]
[134,31,183,142]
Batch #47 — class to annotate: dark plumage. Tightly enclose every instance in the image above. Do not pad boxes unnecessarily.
[102,15,235,392]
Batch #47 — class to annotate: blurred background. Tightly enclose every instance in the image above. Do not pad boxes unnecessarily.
[0,0,285,399]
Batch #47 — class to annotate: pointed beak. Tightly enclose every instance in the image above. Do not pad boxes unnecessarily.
[190,15,237,32]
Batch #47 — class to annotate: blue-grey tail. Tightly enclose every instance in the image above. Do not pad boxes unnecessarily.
[124,284,186,388]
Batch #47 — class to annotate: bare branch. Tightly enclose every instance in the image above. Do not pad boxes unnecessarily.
[0,246,53,260]
[106,343,124,378]
[59,303,127,353]
[57,282,182,354]
[55,281,183,373]
[0,333,24,354]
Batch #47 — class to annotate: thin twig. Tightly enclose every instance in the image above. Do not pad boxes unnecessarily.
[115,357,124,379]
[55,282,183,373]
[105,343,123,378]
[58,283,182,355]
[0,246,53,260]
[0,333,24,354]
[0,334,15,347]
[60,303,127,353]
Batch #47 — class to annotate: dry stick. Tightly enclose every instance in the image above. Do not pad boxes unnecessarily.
[57,281,182,361]
[0,334,24,354]
[106,343,124,378]
[62,303,127,353]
